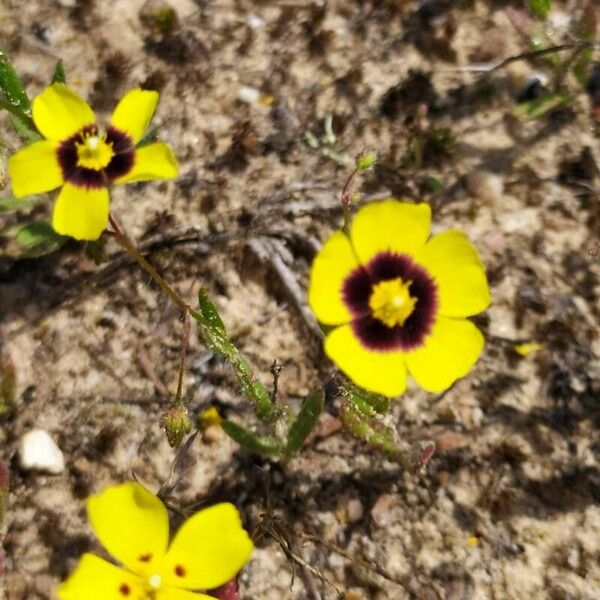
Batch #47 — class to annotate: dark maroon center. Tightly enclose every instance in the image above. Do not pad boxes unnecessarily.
[57,124,135,188]
[342,252,438,351]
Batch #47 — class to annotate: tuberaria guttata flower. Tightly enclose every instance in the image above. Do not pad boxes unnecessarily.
[58,482,253,599]
[8,84,178,241]
[308,200,490,397]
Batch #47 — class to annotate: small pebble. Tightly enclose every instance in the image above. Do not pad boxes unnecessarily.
[18,430,65,475]
[238,86,261,104]
[370,493,396,527]
[466,170,504,204]
[246,14,265,29]
[328,552,345,569]
[346,498,364,523]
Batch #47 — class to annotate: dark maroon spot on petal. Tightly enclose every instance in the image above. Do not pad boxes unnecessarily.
[104,125,135,181]
[119,583,131,596]
[342,251,438,351]
[175,564,186,577]
[138,553,152,562]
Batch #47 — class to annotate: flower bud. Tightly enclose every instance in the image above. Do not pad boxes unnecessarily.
[355,149,378,172]
[161,405,192,448]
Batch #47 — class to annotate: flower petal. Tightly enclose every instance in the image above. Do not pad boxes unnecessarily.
[8,140,63,197]
[415,230,490,317]
[405,316,485,393]
[308,231,358,325]
[350,200,431,264]
[114,143,178,185]
[87,482,169,575]
[57,554,144,600]
[52,183,109,241]
[32,83,95,141]
[110,89,159,144]
[158,589,214,600]
[324,324,407,397]
[162,503,253,590]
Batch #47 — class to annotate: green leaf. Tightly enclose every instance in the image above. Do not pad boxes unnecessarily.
[339,400,403,462]
[285,391,324,455]
[51,59,66,84]
[528,0,551,20]
[192,292,282,423]
[0,46,30,112]
[512,92,571,120]
[10,115,41,142]
[423,176,445,194]
[340,381,390,417]
[0,195,41,213]
[221,420,281,457]
[197,288,226,334]
[8,221,66,258]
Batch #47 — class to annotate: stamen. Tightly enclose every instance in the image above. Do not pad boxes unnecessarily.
[75,130,115,171]
[369,277,417,328]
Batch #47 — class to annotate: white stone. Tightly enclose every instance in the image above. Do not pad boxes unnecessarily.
[18,430,65,475]
[246,14,265,29]
[238,86,260,104]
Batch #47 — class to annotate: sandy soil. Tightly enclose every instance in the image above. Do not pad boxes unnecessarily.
[1,0,599,598]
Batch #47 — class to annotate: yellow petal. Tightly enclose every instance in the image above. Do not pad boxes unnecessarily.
[405,317,484,393]
[57,554,144,600]
[114,143,178,185]
[162,503,253,590]
[32,83,95,141]
[52,183,109,241]
[350,200,431,264]
[87,482,169,575]
[308,231,358,325]
[110,89,159,144]
[324,324,407,397]
[158,589,214,600]
[415,230,490,317]
[8,141,63,198]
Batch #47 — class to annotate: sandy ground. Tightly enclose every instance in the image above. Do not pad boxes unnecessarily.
[1,0,600,598]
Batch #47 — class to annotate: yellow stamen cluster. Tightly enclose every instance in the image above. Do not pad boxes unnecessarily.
[76,131,114,170]
[368,277,417,328]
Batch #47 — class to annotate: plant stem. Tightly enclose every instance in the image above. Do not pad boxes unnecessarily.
[340,167,357,233]
[108,214,190,314]
[176,310,191,401]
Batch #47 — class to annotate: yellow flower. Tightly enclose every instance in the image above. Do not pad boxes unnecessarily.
[58,482,253,599]
[8,84,178,241]
[308,200,490,397]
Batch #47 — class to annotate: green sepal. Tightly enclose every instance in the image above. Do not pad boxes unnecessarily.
[51,59,66,84]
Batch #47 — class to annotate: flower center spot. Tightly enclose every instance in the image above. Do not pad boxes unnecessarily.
[75,132,114,170]
[369,277,417,328]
